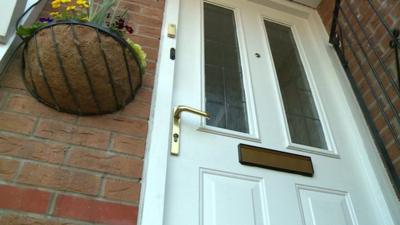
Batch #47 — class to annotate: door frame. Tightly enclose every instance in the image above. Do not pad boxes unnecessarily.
[138,1,399,225]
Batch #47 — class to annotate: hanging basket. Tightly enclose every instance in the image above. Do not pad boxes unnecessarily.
[21,21,144,115]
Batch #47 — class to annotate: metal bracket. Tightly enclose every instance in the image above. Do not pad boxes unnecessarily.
[389,29,400,87]
[171,105,209,156]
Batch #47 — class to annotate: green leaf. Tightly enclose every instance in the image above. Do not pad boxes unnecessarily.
[16,26,33,37]
[16,22,47,38]
[90,0,117,25]
[89,0,95,19]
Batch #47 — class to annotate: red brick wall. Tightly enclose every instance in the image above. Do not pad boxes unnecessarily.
[318,0,400,188]
[0,0,165,224]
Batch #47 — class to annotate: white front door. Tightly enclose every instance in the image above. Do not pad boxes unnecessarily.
[153,0,396,225]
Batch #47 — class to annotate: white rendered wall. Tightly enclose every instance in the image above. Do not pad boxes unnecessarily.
[0,0,45,74]
[0,0,28,43]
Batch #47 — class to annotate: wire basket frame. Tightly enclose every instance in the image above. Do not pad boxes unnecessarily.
[21,21,144,115]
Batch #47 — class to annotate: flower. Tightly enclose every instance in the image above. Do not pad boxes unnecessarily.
[39,17,54,23]
[51,1,61,8]
[66,5,76,11]
[76,0,90,8]
[61,0,71,3]
[50,12,61,17]
[76,0,87,5]
[115,18,126,29]
[127,38,147,71]
[125,25,133,34]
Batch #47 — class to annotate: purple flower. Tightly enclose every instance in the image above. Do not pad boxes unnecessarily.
[125,25,133,34]
[39,17,53,23]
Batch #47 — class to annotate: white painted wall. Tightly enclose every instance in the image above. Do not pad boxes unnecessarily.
[0,0,46,74]
[0,0,28,43]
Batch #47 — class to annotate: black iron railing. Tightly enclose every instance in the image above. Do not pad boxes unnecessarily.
[329,0,400,195]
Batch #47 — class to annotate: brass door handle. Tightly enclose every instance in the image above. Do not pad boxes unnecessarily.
[171,105,209,155]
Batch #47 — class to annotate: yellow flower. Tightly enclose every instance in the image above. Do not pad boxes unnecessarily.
[51,4,61,9]
[61,0,71,3]
[76,0,89,7]
[66,5,76,11]
[51,1,61,8]
[50,12,60,17]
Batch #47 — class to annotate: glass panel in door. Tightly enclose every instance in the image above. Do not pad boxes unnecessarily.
[265,20,328,149]
[204,3,249,133]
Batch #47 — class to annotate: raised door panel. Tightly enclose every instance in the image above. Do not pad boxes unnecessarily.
[200,169,269,225]
[297,185,359,225]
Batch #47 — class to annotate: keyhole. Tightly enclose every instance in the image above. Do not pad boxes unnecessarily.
[255,53,261,58]
[173,133,179,142]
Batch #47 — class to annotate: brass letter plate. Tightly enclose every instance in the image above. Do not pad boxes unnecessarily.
[238,144,314,177]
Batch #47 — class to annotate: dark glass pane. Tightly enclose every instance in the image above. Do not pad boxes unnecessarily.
[265,20,328,149]
[204,3,248,133]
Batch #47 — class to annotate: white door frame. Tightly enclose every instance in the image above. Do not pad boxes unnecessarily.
[138,1,399,225]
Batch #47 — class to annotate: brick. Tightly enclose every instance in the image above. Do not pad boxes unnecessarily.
[141,7,164,19]
[0,112,36,134]
[130,14,162,28]
[126,0,164,9]
[0,66,25,90]
[104,178,141,203]
[0,89,6,105]
[112,134,145,157]
[318,0,400,188]
[35,120,111,149]
[380,127,394,144]
[119,101,150,119]
[0,0,166,224]
[79,116,148,137]
[363,91,375,107]
[135,88,152,103]
[146,61,157,74]
[18,163,100,196]
[396,160,400,176]
[130,35,160,49]
[67,147,143,178]
[6,95,77,122]
[0,215,79,225]
[374,115,386,132]
[368,103,380,120]
[0,134,67,164]
[143,74,154,88]
[137,25,161,38]
[119,2,141,13]
[387,86,398,100]
[142,47,159,62]
[54,195,138,225]
[387,143,400,162]
[0,158,19,181]
[0,185,50,213]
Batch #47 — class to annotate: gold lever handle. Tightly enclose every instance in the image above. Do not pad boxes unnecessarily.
[171,105,209,155]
